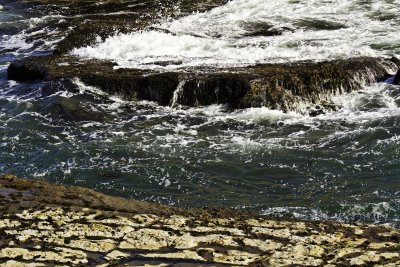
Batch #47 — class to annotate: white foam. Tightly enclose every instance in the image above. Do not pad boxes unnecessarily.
[173,124,198,136]
[28,15,65,29]
[72,78,108,96]
[1,33,33,52]
[72,0,400,69]
[162,82,400,132]
[261,201,399,224]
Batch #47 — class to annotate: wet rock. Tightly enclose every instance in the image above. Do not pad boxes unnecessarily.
[0,174,399,266]
[41,79,78,97]
[177,73,252,107]
[242,22,293,37]
[7,59,46,81]
[394,69,400,85]
[7,56,398,112]
[390,56,400,67]
[294,18,348,30]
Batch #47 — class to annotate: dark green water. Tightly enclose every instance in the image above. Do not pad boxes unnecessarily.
[1,0,400,227]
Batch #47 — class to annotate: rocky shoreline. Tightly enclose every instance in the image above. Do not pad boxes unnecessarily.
[0,175,399,266]
[2,1,400,266]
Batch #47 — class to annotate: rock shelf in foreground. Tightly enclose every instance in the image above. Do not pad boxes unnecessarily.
[0,175,399,266]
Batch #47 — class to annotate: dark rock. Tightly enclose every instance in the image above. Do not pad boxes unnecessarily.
[394,69,400,85]
[7,58,47,81]
[294,18,348,31]
[390,56,400,67]
[40,95,106,121]
[242,22,294,37]
[79,68,180,106]
[391,57,400,85]
[41,79,79,97]
[233,57,397,111]
[7,55,398,112]
[178,74,252,106]
[144,60,183,67]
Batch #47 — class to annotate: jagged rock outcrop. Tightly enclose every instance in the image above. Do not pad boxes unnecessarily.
[0,175,399,266]
[7,55,400,113]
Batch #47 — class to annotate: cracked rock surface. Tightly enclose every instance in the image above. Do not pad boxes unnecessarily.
[0,175,399,266]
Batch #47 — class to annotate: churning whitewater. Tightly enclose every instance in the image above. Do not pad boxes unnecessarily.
[0,0,400,227]
[73,0,400,69]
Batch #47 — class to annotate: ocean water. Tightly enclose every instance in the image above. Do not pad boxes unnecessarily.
[73,0,400,69]
[1,0,400,227]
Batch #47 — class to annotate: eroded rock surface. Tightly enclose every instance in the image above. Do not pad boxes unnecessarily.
[0,175,399,266]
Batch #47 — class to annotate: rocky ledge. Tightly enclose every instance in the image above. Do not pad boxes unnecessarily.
[7,55,400,114]
[0,174,399,266]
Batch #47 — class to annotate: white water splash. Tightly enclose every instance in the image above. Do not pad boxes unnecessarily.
[170,80,186,108]
[73,0,400,69]
[160,83,400,134]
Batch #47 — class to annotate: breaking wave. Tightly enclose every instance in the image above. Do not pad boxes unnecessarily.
[73,0,400,69]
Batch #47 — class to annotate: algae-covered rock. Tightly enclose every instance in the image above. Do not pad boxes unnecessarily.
[7,55,399,113]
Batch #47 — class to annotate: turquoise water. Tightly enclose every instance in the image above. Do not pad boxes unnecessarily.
[1,0,400,227]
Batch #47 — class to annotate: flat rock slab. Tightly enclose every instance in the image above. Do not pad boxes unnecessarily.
[7,56,400,113]
[0,175,399,266]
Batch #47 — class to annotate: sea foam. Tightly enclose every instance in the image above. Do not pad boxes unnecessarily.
[72,0,400,69]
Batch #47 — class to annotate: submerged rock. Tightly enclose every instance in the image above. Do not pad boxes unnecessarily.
[7,55,400,113]
[0,174,399,266]
[294,18,348,31]
[242,22,293,37]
